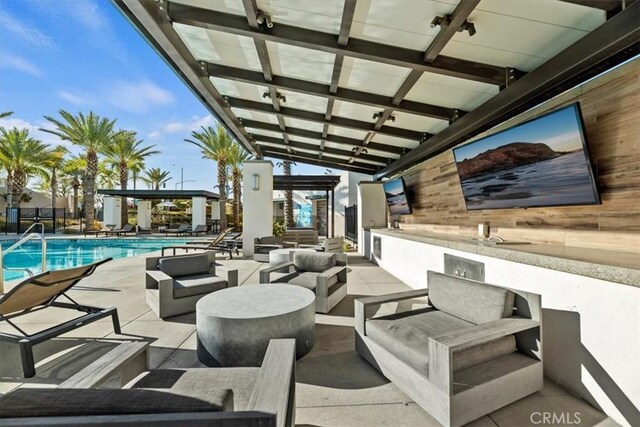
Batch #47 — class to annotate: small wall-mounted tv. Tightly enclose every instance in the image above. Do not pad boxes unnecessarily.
[453,103,600,210]
[383,177,412,215]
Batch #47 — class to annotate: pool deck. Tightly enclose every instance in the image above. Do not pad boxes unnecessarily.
[0,251,617,426]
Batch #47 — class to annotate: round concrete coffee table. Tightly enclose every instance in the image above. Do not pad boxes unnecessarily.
[196,284,315,367]
[269,247,314,265]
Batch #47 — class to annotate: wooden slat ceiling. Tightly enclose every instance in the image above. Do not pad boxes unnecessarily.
[114,0,638,177]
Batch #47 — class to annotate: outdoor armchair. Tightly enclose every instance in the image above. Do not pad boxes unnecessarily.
[354,271,542,427]
[253,236,296,262]
[0,339,296,427]
[145,251,238,319]
[260,252,347,313]
[0,258,119,378]
[299,236,344,253]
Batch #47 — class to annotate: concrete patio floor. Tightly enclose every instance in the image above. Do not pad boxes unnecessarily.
[0,252,617,426]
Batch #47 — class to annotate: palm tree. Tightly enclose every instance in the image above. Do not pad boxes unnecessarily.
[185,124,234,230]
[103,130,159,225]
[0,111,13,120]
[62,155,85,218]
[42,145,69,210]
[143,167,172,190]
[227,143,250,230]
[0,128,50,208]
[276,160,296,228]
[41,110,119,229]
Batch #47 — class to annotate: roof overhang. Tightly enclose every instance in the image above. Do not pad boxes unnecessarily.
[111,0,639,178]
[98,189,220,200]
[273,175,340,192]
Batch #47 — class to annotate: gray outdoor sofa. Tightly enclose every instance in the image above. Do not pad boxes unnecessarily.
[355,271,542,427]
[0,339,296,427]
[145,251,238,319]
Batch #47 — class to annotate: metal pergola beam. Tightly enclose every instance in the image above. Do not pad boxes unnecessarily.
[254,135,388,165]
[226,97,425,141]
[115,0,261,157]
[206,63,458,121]
[262,148,378,174]
[424,0,481,62]
[559,0,637,17]
[375,1,640,178]
[167,2,508,86]
[241,119,406,156]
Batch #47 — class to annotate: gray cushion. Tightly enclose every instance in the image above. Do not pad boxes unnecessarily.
[294,252,336,273]
[0,388,227,417]
[159,254,210,278]
[288,272,339,293]
[258,236,277,244]
[132,368,260,412]
[173,275,228,299]
[427,271,515,324]
[366,308,516,375]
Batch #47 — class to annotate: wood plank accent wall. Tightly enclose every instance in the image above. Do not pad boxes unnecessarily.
[399,60,640,253]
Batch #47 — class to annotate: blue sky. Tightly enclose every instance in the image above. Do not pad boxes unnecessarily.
[453,104,586,162]
[0,0,324,191]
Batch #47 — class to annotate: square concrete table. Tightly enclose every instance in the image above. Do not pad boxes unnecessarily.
[196,284,315,367]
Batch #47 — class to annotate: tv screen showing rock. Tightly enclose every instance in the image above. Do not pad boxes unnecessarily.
[453,103,600,210]
[383,178,412,215]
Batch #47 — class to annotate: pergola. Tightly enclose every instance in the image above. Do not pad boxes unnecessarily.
[273,175,341,237]
[113,0,638,179]
[97,189,220,229]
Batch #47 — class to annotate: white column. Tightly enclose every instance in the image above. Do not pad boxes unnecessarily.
[243,160,273,256]
[357,182,387,256]
[192,197,207,227]
[103,196,122,229]
[210,200,220,220]
[137,200,152,229]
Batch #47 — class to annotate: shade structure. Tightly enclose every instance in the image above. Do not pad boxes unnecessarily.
[112,0,639,178]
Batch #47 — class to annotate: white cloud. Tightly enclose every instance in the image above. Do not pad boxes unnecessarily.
[163,115,216,134]
[0,10,55,49]
[147,130,162,140]
[106,79,175,113]
[0,53,43,78]
[58,90,91,106]
[67,0,107,31]
[0,117,73,148]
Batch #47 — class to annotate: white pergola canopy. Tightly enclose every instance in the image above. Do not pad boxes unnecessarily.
[113,0,639,177]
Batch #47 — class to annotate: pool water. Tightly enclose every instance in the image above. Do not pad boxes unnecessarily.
[1,238,190,282]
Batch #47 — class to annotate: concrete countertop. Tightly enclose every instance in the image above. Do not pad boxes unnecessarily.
[372,228,640,287]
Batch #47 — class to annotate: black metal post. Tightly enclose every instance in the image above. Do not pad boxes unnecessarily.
[331,186,335,238]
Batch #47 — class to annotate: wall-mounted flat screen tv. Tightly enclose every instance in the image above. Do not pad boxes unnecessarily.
[453,103,600,210]
[383,177,412,215]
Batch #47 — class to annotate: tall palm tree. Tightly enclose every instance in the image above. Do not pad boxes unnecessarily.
[185,124,234,230]
[42,145,68,210]
[227,143,250,230]
[0,128,50,208]
[41,110,119,229]
[143,167,172,190]
[103,130,159,225]
[62,155,85,218]
[276,160,296,228]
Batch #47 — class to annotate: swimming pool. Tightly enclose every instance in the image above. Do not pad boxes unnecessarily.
[1,238,191,282]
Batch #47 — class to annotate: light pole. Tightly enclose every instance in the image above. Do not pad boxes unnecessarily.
[175,180,195,189]
[172,165,185,190]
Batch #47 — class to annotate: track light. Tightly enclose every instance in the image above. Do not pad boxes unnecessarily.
[430,14,476,36]
[256,10,273,28]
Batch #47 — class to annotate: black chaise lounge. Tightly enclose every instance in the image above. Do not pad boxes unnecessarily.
[105,224,136,237]
[0,258,120,378]
[161,228,236,257]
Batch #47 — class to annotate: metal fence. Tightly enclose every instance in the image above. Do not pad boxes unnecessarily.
[4,207,68,234]
[345,204,357,243]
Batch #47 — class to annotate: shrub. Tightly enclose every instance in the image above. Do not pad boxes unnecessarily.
[273,219,285,237]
